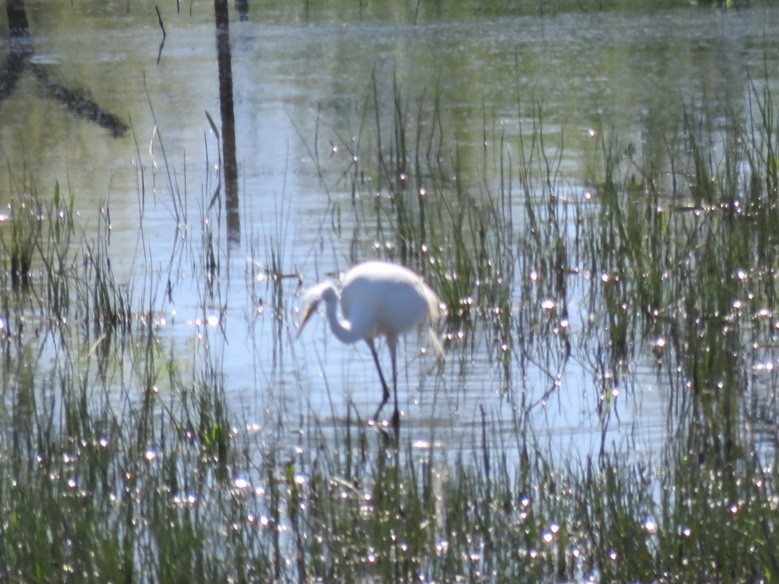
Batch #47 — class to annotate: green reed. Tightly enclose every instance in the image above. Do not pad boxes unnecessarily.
[304,71,779,582]
[1,71,779,583]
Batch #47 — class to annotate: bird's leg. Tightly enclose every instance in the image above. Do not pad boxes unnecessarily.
[367,339,391,421]
[389,337,400,437]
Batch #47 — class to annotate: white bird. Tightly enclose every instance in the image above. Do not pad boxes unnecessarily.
[299,260,442,432]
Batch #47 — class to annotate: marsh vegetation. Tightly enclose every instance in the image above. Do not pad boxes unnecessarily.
[2,76,778,582]
[2,1,779,582]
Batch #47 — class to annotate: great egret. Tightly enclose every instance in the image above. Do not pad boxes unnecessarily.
[299,260,442,432]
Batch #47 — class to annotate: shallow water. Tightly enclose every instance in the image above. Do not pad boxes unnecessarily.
[2,1,778,461]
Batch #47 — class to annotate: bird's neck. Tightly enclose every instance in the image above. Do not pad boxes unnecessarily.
[325,300,365,344]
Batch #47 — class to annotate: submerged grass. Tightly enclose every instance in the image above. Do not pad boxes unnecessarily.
[1,73,779,582]
[306,72,779,581]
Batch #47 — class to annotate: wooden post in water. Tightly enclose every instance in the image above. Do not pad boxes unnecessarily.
[214,0,240,243]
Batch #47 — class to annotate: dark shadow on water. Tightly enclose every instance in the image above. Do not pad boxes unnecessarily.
[1,0,129,137]
[215,0,240,244]
[236,0,249,21]
[1,0,32,100]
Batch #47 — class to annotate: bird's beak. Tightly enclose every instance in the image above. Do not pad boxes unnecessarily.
[297,303,317,337]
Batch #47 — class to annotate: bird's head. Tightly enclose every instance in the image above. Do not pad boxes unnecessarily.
[298,301,319,336]
[298,281,337,336]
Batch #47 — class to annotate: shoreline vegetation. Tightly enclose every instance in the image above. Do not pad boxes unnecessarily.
[2,59,778,583]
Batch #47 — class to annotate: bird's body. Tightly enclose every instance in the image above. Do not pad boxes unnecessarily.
[299,261,442,432]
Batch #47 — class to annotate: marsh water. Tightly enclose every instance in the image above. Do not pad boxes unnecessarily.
[3,1,779,463]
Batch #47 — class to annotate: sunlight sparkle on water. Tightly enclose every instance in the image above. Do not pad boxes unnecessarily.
[173,494,198,506]
[190,315,221,327]
[233,477,250,490]
[642,516,658,534]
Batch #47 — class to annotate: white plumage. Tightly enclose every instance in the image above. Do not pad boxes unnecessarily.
[299,261,442,431]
